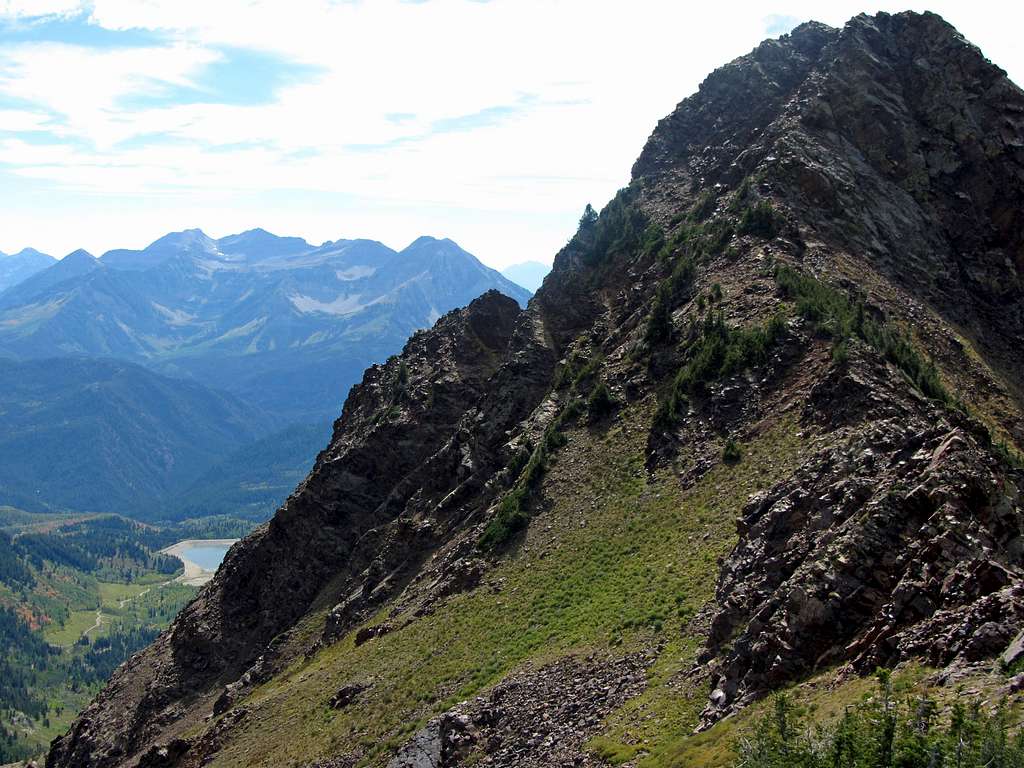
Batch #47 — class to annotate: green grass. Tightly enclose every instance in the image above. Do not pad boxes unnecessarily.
[98,580,145,611]
[592,665,942,768]
[624,669,897,768]
[118,581,195,625]
[42,579,163,644]
[42,608,100,646]
[209,407,808,767]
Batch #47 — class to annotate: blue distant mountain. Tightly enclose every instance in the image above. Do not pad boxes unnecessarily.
[0,247,55,293]
[0,356,273,515]
[0,229,529,423]
[0,228,529,519]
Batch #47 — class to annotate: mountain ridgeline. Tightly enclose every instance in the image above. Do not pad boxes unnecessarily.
[0,232,530,424]
[0,247,55,293]
[0,358,271,515]
[500,260,551,293]
[48,12,1024,768]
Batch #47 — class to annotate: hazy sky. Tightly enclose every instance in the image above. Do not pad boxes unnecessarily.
[1,1,1021,268]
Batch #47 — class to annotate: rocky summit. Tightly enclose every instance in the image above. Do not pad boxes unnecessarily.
[47,11,1024,768]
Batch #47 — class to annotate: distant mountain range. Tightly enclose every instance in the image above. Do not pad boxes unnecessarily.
[0,229,530,519]
[501,260,550,293]
[0,229,530,423]
[0,247,54,293]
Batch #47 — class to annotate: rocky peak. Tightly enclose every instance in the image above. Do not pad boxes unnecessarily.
[216,228,312,261]
[633,9,1024,435]
[10,247,51,260]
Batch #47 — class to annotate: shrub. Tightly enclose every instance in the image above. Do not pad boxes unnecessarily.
[831,340,849,367]
[774,264,950,405]
[728,177,753,213]
[479,396,583,550]
[691,189,718,222]
[660,218,734,264]
[701,218,736,257]
[675,310,786,397]
[641,223,665,259]
[579,203,598,229]
[738,199,781,238]
[477,487,531,551]
[654,310,787,429]
[644,255,700,345]
[986,430,1024,470]
[554,349,602,390]
[722,437,742,464]
[575,191,648,267]
[645,283,675,344]
[587,381,616,420]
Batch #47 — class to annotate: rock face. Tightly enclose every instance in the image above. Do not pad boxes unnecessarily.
[48,12,1024,768]
[636,12,1024,436]
[702,357,1024,720]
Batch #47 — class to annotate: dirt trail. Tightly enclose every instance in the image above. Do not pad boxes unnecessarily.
[75,578,175,644]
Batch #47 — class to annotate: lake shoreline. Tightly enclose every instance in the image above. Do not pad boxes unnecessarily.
[159,539,238,586]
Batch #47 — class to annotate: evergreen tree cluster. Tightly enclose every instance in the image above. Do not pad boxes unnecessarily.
[737,672,1024,768]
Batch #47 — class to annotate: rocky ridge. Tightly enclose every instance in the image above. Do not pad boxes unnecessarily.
[49,11,1024,768]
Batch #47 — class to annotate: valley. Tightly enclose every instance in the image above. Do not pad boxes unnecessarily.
[0,232,531,522]
[0,510,249,763]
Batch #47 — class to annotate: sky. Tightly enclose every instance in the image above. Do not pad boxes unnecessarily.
[0,1,1021,269]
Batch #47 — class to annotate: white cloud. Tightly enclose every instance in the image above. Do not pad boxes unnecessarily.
[0,0,82,18]
[0,0,1021,267]
[0,108,54,131]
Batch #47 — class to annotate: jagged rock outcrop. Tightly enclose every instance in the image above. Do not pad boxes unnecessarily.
[701,345,1023,721]
[48,290,538,767]
[49,11,1024,768]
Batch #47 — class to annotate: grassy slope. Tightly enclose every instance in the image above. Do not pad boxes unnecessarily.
[207,404,808,767]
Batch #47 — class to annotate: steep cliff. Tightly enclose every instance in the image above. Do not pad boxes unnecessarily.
[49,12,1024,768]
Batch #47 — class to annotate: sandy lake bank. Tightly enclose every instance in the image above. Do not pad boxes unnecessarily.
[159,539,238,586]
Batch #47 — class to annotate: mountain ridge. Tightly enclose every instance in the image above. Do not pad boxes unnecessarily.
[46,11,1024,768]
[500,260,550,292]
